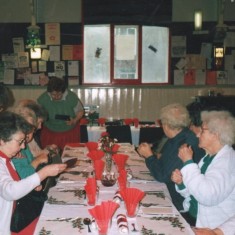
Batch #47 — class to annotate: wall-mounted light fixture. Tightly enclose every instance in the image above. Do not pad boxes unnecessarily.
[214,45,224,70]
[30,47,41,59]
[194,10,202,31]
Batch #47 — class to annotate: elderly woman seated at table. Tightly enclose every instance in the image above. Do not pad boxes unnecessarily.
[16,99,59,157]
[137,103,205,222]
[12,105,50,180]
[0,111,66,235]
[171,110,235,230]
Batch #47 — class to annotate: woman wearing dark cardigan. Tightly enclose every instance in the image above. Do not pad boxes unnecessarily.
[137,103,205,225]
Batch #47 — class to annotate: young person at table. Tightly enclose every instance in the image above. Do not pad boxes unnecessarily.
[137,103,205,225]
[37,77,85,150]
[171,110,235,231]
[0,111,66,235]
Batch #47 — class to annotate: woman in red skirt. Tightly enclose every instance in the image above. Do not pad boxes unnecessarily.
[37,77,84,150]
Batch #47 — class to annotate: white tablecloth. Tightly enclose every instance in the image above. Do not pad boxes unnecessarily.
[34,144,194,235]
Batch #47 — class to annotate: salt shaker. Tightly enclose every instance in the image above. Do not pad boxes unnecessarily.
[116,214,129,234]
[113,191,122,204]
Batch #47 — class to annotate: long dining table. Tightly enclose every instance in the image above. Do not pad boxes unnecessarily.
[33,143,194,235]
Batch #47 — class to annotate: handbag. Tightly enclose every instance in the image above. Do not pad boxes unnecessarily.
[10,189,48,232]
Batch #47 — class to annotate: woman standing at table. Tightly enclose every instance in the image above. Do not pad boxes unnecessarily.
[0,111,66,235]
[37,77,84,150]
[137,103,205,224]
[171,110,235,230]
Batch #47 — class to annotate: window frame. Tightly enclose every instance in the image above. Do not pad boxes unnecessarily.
[83,24,170,85]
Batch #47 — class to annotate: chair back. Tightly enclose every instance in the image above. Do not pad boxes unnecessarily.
[132,118,139,127]
[97,117,107,126]
[139,121,155,125]
[80,118,89,125]
[106,125,132,144]
[139,127,164,145]
[123,118,133,125]
[105,119,122,126]
[80,125,88,143]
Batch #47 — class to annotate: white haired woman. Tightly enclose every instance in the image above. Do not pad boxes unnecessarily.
[137,103,205,225]
[171,110,235,230]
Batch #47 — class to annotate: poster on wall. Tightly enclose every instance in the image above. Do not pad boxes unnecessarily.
[12,37,25,53]
[62,45,83,60]
[68,61,79,76]
[2,54,18,68]
[41,49,50,61]
[24,73,40,85]
[185,54,206,70]
[45,23,61,45]
[16,68,31,80]
[38,61,47,72]
[72,45,83,60]
[18,52,29,68]
[31,61,38,73]
[3,69,14,85]
[171,36,186,58]
[173,69,184,85]
[49,46,60,61]
[68,76,79,86]
[54,61,65,78]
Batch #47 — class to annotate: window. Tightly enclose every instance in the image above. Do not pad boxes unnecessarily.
[84,25,110,84]
[83,25,169,85]
[114,25,139,80]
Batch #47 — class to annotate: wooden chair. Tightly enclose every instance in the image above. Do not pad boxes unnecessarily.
[139,127,164,145]
[106,125,132,144]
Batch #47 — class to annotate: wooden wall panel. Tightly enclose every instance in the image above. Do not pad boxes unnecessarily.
[10,86,235,121]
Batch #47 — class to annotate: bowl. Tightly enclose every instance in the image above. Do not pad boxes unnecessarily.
[101,173,117,187]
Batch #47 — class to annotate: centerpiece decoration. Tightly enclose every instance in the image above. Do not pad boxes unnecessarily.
[98,132,120,186]
[88,110,99,126]
[98,132,119,172]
